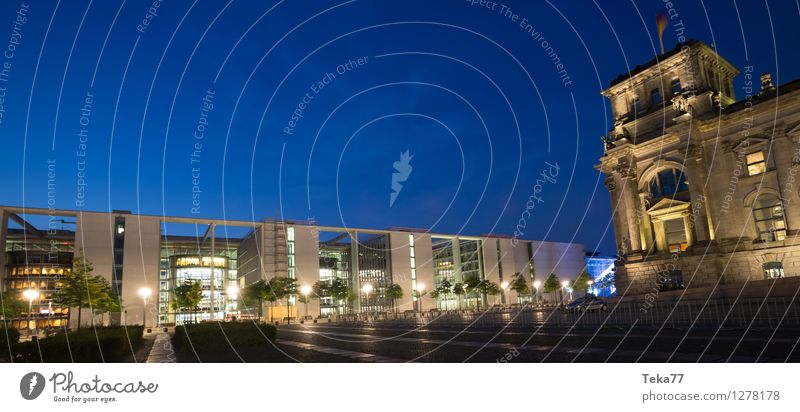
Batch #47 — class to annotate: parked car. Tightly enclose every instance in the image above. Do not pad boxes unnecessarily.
[566,295,608,312]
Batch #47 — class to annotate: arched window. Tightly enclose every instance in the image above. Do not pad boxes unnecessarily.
[648,168,689,200]
[762,262,784,279]
[752,194,787,242]
[651,88,663,106]
[671,79,682,95]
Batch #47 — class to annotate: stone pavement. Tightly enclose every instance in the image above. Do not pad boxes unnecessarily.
[145,332,176,363]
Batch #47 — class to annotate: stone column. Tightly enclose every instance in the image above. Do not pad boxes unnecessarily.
[652,218,667,252]
[682,212,695,247]
[605,175,629,253]
[638,192,654,251]
[708,145,749,241]
[619,168,643,252]
[772,135,800,233]
[683,144,712,242]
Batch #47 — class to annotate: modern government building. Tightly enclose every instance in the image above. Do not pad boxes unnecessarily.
[0,205,589,330]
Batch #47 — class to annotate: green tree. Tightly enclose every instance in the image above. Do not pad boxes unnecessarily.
[509,273,529,303]
[543,273,561,293]
[52,254,108,329]
[464,277,481,309]
[93,278,121,325]
[385,284,403,312]
[475,280,499,308]
[173,280,203,323]
[328,279,350,315]
[451,282,465,310]
[271,277,297,324]
[572,269,593,292]
[1,291,27,327]
[243,280,267,319]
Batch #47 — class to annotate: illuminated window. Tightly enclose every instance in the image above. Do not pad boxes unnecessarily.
[753,195,786,242]
[665,218,688,252]
[762,262,784,279]
[671,78,682,95]
[746,151,766,176]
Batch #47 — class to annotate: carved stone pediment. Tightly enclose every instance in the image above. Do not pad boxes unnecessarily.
[646,198,690,219]
[728,136,770,153]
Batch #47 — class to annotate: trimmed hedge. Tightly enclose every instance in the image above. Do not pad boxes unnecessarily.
[173,321,276,354]
[0,327,21,360]
[12,326,143,362]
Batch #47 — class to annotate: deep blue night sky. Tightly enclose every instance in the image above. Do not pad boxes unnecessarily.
[1,0,800,254]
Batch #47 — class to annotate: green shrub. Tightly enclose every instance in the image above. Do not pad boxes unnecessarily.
[173,321,276,354]
[12,326,143,362]
[0,327,21,360]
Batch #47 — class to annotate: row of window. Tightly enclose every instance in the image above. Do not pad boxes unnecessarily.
[631,79,683,113]
[6,266,67,277]
[662,262,783,290]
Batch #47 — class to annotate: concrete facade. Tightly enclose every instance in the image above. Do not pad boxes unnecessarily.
[2,206,585,327]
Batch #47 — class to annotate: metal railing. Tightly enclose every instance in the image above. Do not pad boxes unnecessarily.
[332,297,800,329]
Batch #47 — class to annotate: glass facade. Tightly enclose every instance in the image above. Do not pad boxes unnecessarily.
[432,238,485,310]
[358,235,391,313]
[318,246,351,315]
[4,249,72,329]
[158,235,238,325]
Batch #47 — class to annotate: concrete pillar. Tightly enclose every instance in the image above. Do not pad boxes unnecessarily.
[0,209,7,278]
[350,233,360,313]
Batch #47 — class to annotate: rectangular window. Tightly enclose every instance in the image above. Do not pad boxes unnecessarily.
[763,262,784,279]
[664,218,688,252]
[746,151,766,176]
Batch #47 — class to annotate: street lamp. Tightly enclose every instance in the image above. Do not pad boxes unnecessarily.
[361,283,373,314]
[500,281,509,306]
[22,289,39,335]
[300,284,312,319]
[416,283,426,313]
[587,280,594,296]
[560,280,569,304]
[533,280,542,305]
[138,287,152,328]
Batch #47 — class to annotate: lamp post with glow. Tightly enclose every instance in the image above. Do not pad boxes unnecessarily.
[500,281,509,307]
[587,280,594,296]
[361,283,373,315]
[560,280,569,305]
[300,284,312,319]
[226,285,239,320]
[138,287,151,329]
[532,280,542,305]
[22,289,39,336]
[416,283,426,313]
